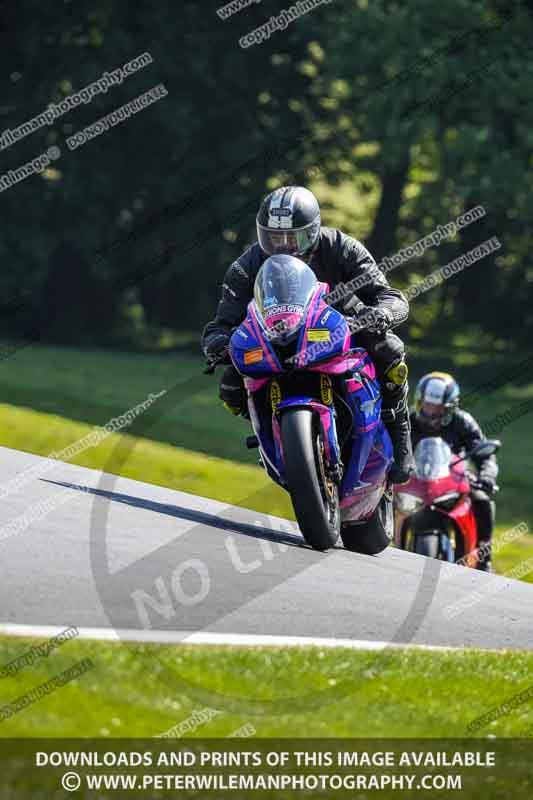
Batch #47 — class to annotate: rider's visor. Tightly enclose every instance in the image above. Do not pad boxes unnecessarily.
[257,218,320,257]
[419,402,447,430]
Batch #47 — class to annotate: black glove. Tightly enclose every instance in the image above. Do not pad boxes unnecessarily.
[478,476,497,495]
[350,305,394,335]
[334,294,365,315]
[204,332,230,361]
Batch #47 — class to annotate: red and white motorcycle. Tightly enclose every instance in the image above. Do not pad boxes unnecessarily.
[394,437,500,566]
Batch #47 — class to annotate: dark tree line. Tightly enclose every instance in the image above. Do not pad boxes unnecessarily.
[0,0,530,348]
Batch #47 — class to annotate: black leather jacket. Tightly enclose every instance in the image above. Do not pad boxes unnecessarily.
[202,227,408,351]
[410,408,499,483]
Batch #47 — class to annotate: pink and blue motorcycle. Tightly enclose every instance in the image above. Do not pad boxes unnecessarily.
[210,255,394,553]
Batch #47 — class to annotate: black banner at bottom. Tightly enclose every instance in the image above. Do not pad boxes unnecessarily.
[1,738,531,798]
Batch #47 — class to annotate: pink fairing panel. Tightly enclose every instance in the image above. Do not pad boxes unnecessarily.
[450,457,472,494]
[341,485,384,522]
[346,378,364,392]
[308,285,326,327]
[342,352,374,390]
[361,361,376,380]
[247,304,281,373]
[297,284,343,369]
[264,310,304,336]
[308,354,363,375]
[244,377,269,392]
[308,356,351,375]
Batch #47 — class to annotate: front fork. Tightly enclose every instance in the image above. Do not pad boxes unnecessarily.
[396,509,457,560]
[273,399,342,487]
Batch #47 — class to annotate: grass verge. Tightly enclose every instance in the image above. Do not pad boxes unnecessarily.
[0,403,292,519]
[0,636,532,737]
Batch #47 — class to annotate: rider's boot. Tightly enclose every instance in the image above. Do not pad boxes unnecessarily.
[382,381,414,485]
[476,546,493,573]
[473,495,495,572]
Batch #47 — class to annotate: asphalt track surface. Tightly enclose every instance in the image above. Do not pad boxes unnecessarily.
[1,446,532,650]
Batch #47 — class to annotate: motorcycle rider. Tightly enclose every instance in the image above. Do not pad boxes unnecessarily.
[411,371,499,571]
[202,185,414,484]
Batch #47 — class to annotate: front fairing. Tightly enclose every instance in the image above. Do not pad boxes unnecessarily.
[292,286,351,370]
[229,302,283,377]
[229,283,350,376]
[399,472,465,508]
[395,439,472,517]
[450,455,473,494]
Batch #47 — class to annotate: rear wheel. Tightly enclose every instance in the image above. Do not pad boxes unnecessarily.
[341,492,393,555]
[280,408,340,551]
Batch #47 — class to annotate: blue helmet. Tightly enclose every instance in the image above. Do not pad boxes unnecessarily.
[414,372,460,431]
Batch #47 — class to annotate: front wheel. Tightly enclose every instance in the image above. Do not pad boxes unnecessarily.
[414,531,455,561]
[280,408,340,551]
[414,533,440,558]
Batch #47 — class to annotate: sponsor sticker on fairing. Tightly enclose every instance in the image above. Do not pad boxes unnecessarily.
[307,328,330,342]
[320,375,333,405]
[270,380,282,410]
[244,348,264,365]
[263,304,304,320]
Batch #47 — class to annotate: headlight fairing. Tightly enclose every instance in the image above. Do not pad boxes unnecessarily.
[432,491,461,511]
[395,492,425,514]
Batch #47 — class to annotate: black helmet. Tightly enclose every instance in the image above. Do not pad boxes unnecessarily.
[256,186,321,258]
[414,372,460,432]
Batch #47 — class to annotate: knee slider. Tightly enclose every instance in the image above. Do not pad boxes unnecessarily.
[385,359,408,386]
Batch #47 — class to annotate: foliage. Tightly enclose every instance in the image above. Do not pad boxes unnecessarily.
[0,1,530,345]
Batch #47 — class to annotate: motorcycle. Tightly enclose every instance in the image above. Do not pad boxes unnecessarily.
[206,256,395,553]
[394,436,500,565]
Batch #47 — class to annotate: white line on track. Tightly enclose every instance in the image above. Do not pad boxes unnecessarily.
[0,623,465,651]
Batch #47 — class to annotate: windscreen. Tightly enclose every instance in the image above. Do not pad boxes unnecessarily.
[254,255,318,341]
[414,437,453,480]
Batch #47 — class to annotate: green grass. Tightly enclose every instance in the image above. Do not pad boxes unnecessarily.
[0,403,292,519]
[0,636,532,737]
[0,343,253,463]
[1,342,531,505]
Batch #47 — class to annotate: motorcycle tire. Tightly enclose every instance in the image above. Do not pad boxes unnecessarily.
[280,408,340,551]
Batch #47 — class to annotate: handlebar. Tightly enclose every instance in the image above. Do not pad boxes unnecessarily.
[469,477,499,495]
[346,317,366,334]
[345,305,388,336]
[326,294,369,332]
